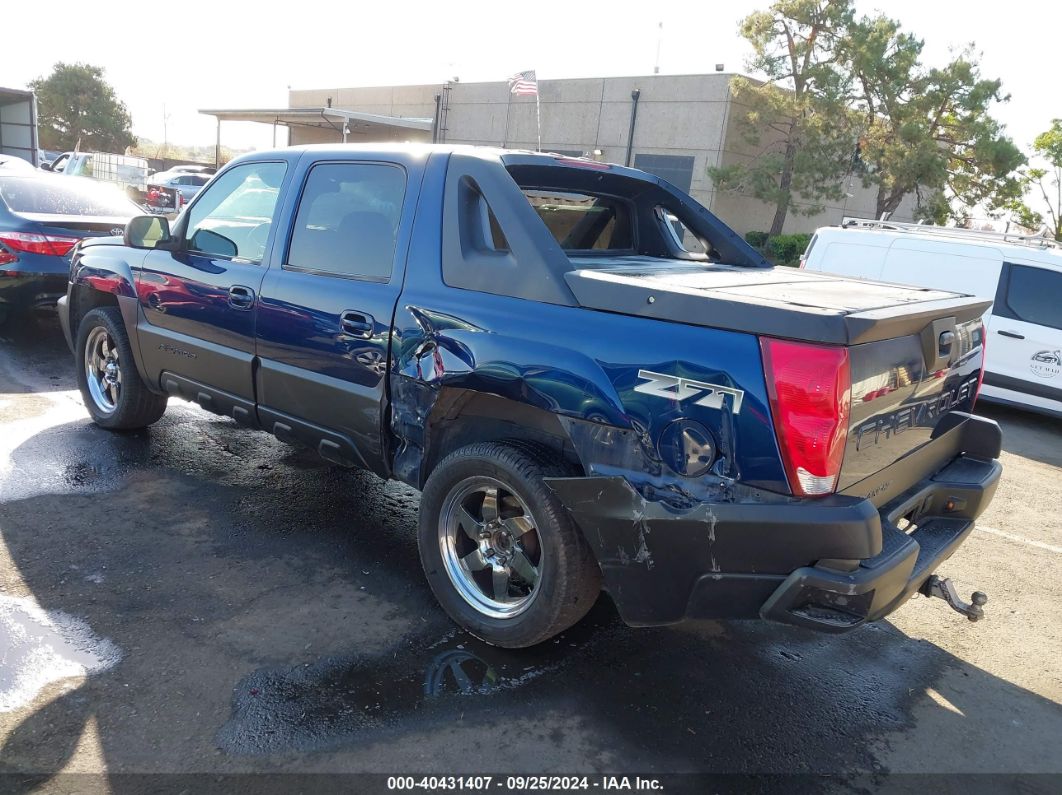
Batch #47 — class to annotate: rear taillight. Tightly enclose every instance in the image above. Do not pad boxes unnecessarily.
[0,231,80,257]
[760,338,851,497]
[974,322,987,407]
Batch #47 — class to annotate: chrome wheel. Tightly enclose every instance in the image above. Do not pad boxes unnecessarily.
[84,326,121,414]
[439,477,543,619]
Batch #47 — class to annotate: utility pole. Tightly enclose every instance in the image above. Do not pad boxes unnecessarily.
[162,103,171,158]
[653,21,663,74]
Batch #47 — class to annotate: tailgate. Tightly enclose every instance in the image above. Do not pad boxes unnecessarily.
[839,317,987,492]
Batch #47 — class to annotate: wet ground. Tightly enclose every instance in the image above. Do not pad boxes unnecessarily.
[0,318,1059,791]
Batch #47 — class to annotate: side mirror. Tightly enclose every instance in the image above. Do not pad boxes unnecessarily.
[189,228,238,258]
[124,215,172,249]
[39,161,52,172]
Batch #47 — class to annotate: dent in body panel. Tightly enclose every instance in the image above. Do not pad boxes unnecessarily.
[544,476,804,625]
[389,299,786,538]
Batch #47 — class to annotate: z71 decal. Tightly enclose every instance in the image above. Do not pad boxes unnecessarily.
[633,369,745,414]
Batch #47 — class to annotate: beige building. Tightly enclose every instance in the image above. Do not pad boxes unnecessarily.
[212,73,917,236]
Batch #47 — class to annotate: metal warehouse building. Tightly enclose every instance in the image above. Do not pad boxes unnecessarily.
[204,72,917,236]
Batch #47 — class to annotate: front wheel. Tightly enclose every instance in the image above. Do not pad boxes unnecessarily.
[76,306,168,429]
[418,442,601,648]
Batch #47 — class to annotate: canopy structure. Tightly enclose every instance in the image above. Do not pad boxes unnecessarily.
[199,107,434,165]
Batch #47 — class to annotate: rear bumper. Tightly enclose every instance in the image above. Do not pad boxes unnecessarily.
[547,412,1002,632]
[757,453,1000,631]
[0,272,68,313]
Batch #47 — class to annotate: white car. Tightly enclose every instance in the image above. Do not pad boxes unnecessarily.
[147,171,211,204]
[801,219,1062,419]
[0,154,37,171]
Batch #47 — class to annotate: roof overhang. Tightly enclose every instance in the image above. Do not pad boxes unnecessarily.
[198,107,432,134]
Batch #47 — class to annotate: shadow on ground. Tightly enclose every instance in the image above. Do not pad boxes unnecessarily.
[0,316,73,395]
[0,329,1059,790]
[977,402,1062,469]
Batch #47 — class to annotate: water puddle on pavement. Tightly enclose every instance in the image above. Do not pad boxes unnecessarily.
[218,619,614,756]
[0,594,122,713]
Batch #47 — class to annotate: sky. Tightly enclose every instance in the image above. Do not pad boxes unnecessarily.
[3,0,1060,159]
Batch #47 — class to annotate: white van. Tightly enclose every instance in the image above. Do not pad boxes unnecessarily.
[802,219,1062,419]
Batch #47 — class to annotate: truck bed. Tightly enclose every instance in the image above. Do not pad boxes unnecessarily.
[564,257,990,345]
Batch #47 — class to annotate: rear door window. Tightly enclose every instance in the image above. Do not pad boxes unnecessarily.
[1002,264,1062,331]
[286,162,406,281]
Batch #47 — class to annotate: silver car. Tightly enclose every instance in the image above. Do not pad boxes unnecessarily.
[148,172,211,204]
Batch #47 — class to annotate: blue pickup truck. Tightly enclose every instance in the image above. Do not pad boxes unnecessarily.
[57,145,1002,647]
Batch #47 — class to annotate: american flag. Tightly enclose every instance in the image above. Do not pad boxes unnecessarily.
[508,70,538,96]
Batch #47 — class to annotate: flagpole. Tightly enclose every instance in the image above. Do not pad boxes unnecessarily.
[535,91,541,152]
[503,88,513,148]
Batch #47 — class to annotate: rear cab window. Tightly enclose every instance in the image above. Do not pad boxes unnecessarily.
[501,160,754,266]
[520,189,632,251]
[441,153,766,306]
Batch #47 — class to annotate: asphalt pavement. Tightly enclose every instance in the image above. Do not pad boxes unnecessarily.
[0,318,1059,792]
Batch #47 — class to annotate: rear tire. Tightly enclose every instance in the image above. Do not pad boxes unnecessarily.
[418,441,601,648]
[76,307,167,429]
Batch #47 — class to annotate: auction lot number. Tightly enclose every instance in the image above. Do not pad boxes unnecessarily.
[388,776,662,791]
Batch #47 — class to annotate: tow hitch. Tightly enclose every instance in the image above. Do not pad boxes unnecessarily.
[920,575,988,622]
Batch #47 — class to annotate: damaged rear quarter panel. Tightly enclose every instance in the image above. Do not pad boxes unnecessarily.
[390,287,787,498]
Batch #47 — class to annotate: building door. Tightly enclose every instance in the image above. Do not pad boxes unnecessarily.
[633,153,695,193]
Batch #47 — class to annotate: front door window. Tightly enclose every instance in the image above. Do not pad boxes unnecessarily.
[184,161,287,263]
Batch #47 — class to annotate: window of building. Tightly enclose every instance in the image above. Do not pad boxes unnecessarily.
[286,162,405,280]
[633,153,696,194]
[1003,264,1062,331]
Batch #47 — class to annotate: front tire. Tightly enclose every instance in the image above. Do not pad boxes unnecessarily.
[76,306,167,429]
[418,442,601,648]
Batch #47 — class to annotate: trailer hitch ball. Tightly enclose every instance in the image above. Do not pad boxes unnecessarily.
[920,575,988,622]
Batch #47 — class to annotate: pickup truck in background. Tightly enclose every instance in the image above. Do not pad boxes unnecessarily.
[57,145,1002,647]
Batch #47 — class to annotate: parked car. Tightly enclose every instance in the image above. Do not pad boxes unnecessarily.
[0,172,142,325]
[58,145,1001,647]
[0,154,36,172]
[37,149,62,169]
[148,171,210,204]
[166,164,215,175]
[801,219,1062,419]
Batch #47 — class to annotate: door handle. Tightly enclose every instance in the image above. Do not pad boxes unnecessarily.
[228,285,255,310]
[997,330,1025,340]
[339,310,374,339]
